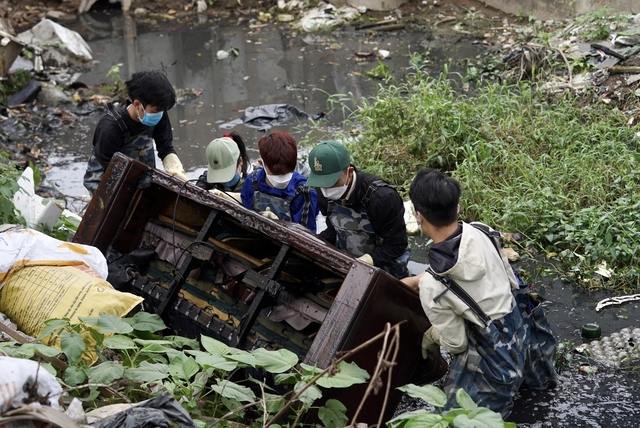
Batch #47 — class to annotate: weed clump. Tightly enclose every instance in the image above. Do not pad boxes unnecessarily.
[337,69,640,292]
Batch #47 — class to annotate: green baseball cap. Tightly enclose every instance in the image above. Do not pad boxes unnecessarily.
[206,137,240,183]
[306,140,351,188]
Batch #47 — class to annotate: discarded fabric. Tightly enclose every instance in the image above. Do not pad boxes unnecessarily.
[220,104,324,131]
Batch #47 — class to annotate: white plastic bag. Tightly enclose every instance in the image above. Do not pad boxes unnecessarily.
[0,356,62,412]
[0,228,108,286]
[17,19,92,61]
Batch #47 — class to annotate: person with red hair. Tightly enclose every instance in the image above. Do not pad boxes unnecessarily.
[240,131,319,232]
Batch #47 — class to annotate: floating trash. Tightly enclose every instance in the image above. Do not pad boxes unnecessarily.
[578,327,640,368]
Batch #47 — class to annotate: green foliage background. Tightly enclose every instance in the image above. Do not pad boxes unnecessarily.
[337,71,640,291]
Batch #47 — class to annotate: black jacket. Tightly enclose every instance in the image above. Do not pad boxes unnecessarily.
[92,101,175,170]
[317,168,408,267]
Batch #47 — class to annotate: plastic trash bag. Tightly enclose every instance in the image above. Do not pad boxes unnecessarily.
[17,19,92,61]
[90,394,199,428]
[220,104,324,131]
[0,356,62,413]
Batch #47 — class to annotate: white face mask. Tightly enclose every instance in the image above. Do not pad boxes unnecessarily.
[321,183,348,200]
[265,171,293,189]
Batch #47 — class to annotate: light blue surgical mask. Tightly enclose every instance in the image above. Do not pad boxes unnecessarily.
[137,105,164,126]
[222,172,241,188]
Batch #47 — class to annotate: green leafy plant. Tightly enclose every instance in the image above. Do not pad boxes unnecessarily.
[6,312,371,427]
[106,63,124,85]
[390,384,515,427]
[367,59,391,80]
[335,66,640,292]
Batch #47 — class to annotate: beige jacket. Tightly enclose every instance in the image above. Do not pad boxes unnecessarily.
[419,222,516,354]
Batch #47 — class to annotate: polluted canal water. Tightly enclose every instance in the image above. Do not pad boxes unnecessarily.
[39,11,640,428]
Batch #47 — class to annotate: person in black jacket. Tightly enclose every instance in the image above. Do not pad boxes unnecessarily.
[306,140,410,279]
[83,70,186,195]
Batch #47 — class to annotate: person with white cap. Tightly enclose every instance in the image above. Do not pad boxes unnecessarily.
[306,140,410,279]
[240,131,319,232]
[196,132,251,194]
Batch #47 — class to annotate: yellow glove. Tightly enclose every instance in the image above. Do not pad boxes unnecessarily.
[162,153,188,181]
[356,253,374,265]
[209,188,241,203]
[260,207,280,220]
[421,326,440,360]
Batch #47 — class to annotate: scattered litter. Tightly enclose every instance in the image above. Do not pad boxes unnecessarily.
[0,356,63,412]
[220,104,324,131]
[12,166,80,230]
[578,327,640,368]
[88,393,199,428]
[578,364,598,375]
[595,293,640,312]
[404,200,420,235]
[296,4,361,33]
[17,19,92,62]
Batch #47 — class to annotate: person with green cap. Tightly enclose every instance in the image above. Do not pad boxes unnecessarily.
[306,140,410,279]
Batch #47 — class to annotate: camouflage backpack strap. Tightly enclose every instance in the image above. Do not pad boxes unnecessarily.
[106,102,131,138]
[360,179,392,218]
[295,186,312,227]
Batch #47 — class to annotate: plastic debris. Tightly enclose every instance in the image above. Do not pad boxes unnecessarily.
[220,104,324,131]
[12,166,81,230]
[89,393,199,428]
[595,293,640,312]
[296,4,361,33]
[17,19,93,62]
[0,356,63,413]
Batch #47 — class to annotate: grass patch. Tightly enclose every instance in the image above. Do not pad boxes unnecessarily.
[330,69,640,292]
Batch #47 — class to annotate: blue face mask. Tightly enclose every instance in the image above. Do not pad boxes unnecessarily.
[222,172,241,188]
[137,105,164,126]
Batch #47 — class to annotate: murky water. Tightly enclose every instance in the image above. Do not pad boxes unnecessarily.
[45,12,479,203]
[34,10,640,426]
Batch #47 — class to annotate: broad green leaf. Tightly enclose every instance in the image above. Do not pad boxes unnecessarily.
[125,361,170,382]
[300,363,324,378]
[89,361,125,384]
[201,335,229,356]
[398,384,447,407]
[139,343,173,354]
[168,355,200,380]
[211,380,256,403]
[78,387,100,402]
[130,312,166,332]
[87,328,105,347]
[405,415,448,428]
[226,350,257,367]
[36,319,70,340]
[455,389,477,411]
[64,366,86,386]
[187,350,238,371]
[60,331,86,364]
[315,361,369,388]
[78,316,100,327]
[165,336,200,349]
[294,381,322,406]
[318,399,348,428]
[274,372,299,385]
[103,335,136,350]
[40,362,56,377]
[452,407,504,427]
[17,343,61,358]
[133,338,175,346]
[260,392,285,414]
[388,409,433,425]
[221,397,244,418]
[95,314,134,334]
[252,348,298,373]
